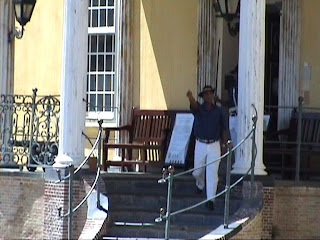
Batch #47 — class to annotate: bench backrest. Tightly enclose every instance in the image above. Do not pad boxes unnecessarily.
[129,109,191,165]
[131,108,185,143]
[289,112,320,143]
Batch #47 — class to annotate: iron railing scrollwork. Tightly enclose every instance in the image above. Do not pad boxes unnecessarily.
[0,88,60,169]
[29,92,60,166]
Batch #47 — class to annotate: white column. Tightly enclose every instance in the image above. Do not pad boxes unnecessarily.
[231,0,267,175]
[0,0,14,95]
[0,1,15,165]
[54,0,88,168]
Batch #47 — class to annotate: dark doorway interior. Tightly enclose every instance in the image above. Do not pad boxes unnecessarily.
[264,3,280,133]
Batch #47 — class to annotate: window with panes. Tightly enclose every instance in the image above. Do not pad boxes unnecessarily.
[87,0,116,120]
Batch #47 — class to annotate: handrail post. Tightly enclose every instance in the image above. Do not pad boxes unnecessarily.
[68,164,74,240]
[250,115,257,198]
[295,96,304,181]
[165,165,174,240]
[97,120,103,208]
[28,88,38,167]
[223,140,233,229]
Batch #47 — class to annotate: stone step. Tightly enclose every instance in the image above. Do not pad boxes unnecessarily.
[109,209,224,227]
[101,172,243,239]
[108,193,242,215]
[102,173,241,198]
[103,237,162,240]
[104,223,217,239]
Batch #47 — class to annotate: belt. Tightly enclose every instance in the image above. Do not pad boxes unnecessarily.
[196,138,219,144]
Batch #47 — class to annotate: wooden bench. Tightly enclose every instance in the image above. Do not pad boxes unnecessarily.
[264,112,320,179]
[103,108,191,172]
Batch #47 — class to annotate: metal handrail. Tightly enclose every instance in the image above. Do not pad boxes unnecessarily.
[156,105,258,240]
[59,165,102,218]
[264,97,320,181]
[158,130,257,215]
[160,126,256,181]
[83,132,95,148]
[54,120,106,240]
[55,126,102,183]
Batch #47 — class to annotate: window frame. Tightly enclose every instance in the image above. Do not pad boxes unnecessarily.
[86,0,119,125]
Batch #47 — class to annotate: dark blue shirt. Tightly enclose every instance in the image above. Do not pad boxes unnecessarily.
[191,103,227,141]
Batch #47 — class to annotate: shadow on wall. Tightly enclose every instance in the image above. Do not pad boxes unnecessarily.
[142,0,197,109]
[0,175,45,239]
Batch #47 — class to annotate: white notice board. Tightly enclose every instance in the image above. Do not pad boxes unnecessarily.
[165,113,194,166]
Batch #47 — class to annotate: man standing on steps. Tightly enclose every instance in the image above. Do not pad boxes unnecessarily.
[186,85,228,210]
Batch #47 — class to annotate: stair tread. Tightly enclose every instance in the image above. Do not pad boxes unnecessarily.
[103,238,166,240]
[109,222,218,230]
[106,192,242,200]
[109,208,227,216]
[104,223,217,239]
[101,172,242,239]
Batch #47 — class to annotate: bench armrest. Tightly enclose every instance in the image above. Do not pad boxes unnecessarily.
[103,125,132,132]
[103,125,133,143]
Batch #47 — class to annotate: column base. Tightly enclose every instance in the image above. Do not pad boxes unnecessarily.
[53,153,89,169]
[53,154,73,169]
[231,166,267,175]
[232,160,268,176]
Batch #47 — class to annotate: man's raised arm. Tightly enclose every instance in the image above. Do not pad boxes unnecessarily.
[186,90,199,111]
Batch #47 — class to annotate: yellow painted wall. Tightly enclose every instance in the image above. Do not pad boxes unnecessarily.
[13,0,320,109]
[14,0,63,96]
[134,0,198,110]
[300,0,320,107]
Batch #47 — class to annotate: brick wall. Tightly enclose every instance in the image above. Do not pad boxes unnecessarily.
[231,181,320,239]
[231,211,263,239]
[43,173,87,239]
[43,180,69,239]
[3,172,318,239]
[0,171,89,240]
[262,187,274,239]
[273,182,320,239]
[231,185,274,239]
[0,173,45,239]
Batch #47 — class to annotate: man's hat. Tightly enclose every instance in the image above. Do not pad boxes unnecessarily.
[198,85,215,97]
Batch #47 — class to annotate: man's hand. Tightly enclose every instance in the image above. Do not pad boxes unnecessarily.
[186,90,193,99]
[221,140,232,155]
[186,90,198,110]
[220,143,227,155]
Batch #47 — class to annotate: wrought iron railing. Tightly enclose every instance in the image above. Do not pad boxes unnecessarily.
[156,105,258,240]
[264,96,320,181]
[0,90,117,170]
[0,88,60,169]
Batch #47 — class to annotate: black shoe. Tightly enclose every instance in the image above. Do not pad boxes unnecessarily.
[205,201,215,211]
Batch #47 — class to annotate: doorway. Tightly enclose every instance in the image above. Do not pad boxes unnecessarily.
[264,3,281,133]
